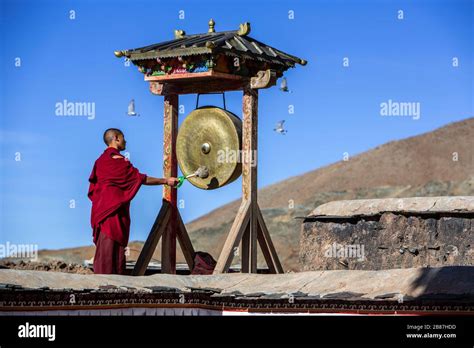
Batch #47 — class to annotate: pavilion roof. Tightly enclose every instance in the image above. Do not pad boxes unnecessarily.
[114,20,307,70]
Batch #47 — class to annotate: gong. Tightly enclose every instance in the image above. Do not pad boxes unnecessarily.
[176,106,242,190]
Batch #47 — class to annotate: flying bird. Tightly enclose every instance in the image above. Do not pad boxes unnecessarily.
[274,120,288,135]
[279,77,291,93]
[127,99,139,116]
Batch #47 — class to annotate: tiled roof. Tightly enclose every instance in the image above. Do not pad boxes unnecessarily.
[115,21,307,69]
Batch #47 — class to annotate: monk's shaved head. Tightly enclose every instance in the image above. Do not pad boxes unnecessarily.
[103,128,123,145]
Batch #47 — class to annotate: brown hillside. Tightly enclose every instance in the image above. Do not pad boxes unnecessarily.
[187,117,474,231]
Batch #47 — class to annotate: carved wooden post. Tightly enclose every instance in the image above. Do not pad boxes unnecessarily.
[241,86,258,273]
[133,90,195,276]
[214,85,260,274]
[161,93,179,274]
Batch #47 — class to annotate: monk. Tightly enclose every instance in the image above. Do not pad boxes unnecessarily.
[88,128,178,275]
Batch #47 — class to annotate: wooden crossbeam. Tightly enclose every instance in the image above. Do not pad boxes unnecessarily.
[150,80,248,96]
[145,70,244,82]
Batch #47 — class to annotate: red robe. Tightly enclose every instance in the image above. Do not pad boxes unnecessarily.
[88,147,147,273]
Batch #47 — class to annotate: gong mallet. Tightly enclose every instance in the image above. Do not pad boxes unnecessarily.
[176,166,209,188]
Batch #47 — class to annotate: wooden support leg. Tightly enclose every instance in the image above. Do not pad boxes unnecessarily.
[242,204,259,273]
[161,94,179,274]
[176,210,195,270]
[257,224,276,274]
[132,201,171,276]
[256,204,284,273]
[249,202,258,273]
[133,202,195,275]
[214,201,251,273]
[241,218,250,273]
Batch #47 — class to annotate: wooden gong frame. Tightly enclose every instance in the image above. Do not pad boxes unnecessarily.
[132,69,283,275]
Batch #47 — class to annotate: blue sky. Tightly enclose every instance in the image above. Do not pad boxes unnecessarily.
[0,0,472,249]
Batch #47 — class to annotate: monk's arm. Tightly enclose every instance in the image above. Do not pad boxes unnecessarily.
[144,176,167,185]
[110,155,178,187]
[144,176,178,187]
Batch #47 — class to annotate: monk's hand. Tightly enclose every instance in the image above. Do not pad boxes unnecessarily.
[166,177,179,187]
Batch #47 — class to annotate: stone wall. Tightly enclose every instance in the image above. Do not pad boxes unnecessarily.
[300,197,474,271]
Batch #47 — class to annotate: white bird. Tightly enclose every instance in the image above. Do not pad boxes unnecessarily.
[274,120,288,135]
[279,77,291,93]
[127,99,139,116]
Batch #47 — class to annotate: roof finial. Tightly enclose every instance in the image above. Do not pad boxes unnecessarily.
[174,29,186,39]
[208,18,215,33]
[237,22,251,36]
[114,50,129,58]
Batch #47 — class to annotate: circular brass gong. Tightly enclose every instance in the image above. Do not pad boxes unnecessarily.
[177,106,242,190]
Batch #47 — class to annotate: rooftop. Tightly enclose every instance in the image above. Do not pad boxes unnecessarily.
[114,19,307,70]
[1,267,473,315]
